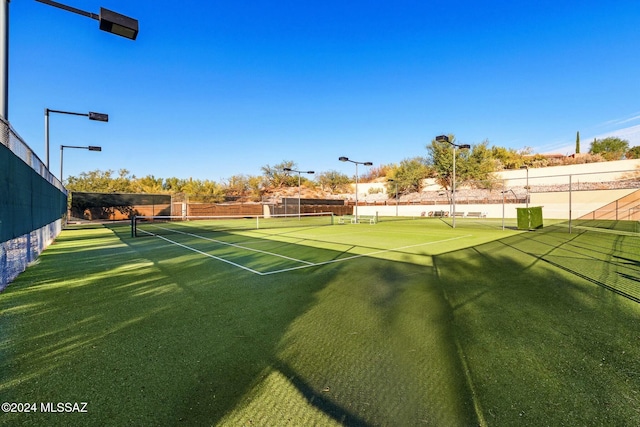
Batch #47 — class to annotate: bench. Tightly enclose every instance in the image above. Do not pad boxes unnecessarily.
[337,215,352,224]
[453,211,466,217]
[466,212,487,218]
[338,215,376,224]
[350,215,376,224]
[431,210,449,217]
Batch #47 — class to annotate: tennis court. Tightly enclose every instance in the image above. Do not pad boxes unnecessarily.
[132,214,492,275]
[2,216,639,426]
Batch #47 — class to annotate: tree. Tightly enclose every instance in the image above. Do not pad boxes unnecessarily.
[133,175,164,193]
[386,157,431,196]
[181,178,224,202]
[316,170,351,193]
[163,177,188,193]
[426,135,497,190]
[626,146,640,159]
[247,175,265,201]
[426,135,456,190]
[490,146,521,170]
[360,164,392,182]
[65,169,135,193]
[589,137,629,160]
[261,161,297,188]
[463,140,500,189]
[222,175,251,197]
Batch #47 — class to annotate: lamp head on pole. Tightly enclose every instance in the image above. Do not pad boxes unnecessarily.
[435,135,470,149]
[338,156,349,162]
[88,112,109,122]
[99,7,139,40]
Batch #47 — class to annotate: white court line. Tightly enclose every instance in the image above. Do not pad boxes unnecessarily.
[144,226,471,276]
[152,234,265,275]
[260,234,472,275]
[145,225,315,265]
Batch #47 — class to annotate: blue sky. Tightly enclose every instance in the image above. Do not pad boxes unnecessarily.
[8,0,640,183]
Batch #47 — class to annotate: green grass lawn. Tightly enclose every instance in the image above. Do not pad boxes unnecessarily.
[1,218,639,426]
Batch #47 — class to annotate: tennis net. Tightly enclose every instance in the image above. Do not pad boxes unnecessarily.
[131,212,335,237]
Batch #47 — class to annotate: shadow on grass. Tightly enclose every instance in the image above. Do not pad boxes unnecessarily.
[495,227,640,303]
[1,222,481,426]
[2,221,639,426]
[260,360,372,426]
[433,226,640,425]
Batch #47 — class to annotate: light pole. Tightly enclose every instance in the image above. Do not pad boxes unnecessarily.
[387,178,398,216]
[1,0,138,121]
[435,135,470,228]
[520,165,529,209]
[283,167,314,219]
[1,0,7,120]
[35,1,139,40]
[60,144,101,183]
[45,109,108,168]
[339,156,373,220]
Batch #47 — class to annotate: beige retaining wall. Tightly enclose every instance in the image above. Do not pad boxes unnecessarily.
[352,159,640,219]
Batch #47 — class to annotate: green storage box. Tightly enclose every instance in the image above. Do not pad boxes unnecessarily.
[516,207,543,230]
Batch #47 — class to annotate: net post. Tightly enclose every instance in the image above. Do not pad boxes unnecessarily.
[131,216,136,238]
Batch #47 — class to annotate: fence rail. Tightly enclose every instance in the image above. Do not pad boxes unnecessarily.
[0,116,65,193]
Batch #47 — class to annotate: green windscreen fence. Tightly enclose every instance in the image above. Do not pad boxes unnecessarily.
[0,144,67,243]
[516,206,544,230]
[70,192,172,220]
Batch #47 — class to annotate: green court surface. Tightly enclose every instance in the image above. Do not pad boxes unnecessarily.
[1,218,639,426]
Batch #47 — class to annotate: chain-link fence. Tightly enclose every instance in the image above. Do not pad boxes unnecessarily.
[354,164,640,231]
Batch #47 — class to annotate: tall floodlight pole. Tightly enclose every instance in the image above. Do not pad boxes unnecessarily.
[569,175,572,234]
[520,165,529,209]
[60,144,101,182]
[283,167,314,219]
[339,157,373,220]
[452,145,457,222]
[45,109,108,168]
[1,0,9,120]
[388,178,398,216]
[1,1,137,122]
[435,135,470,228]
[501,188,506,231]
